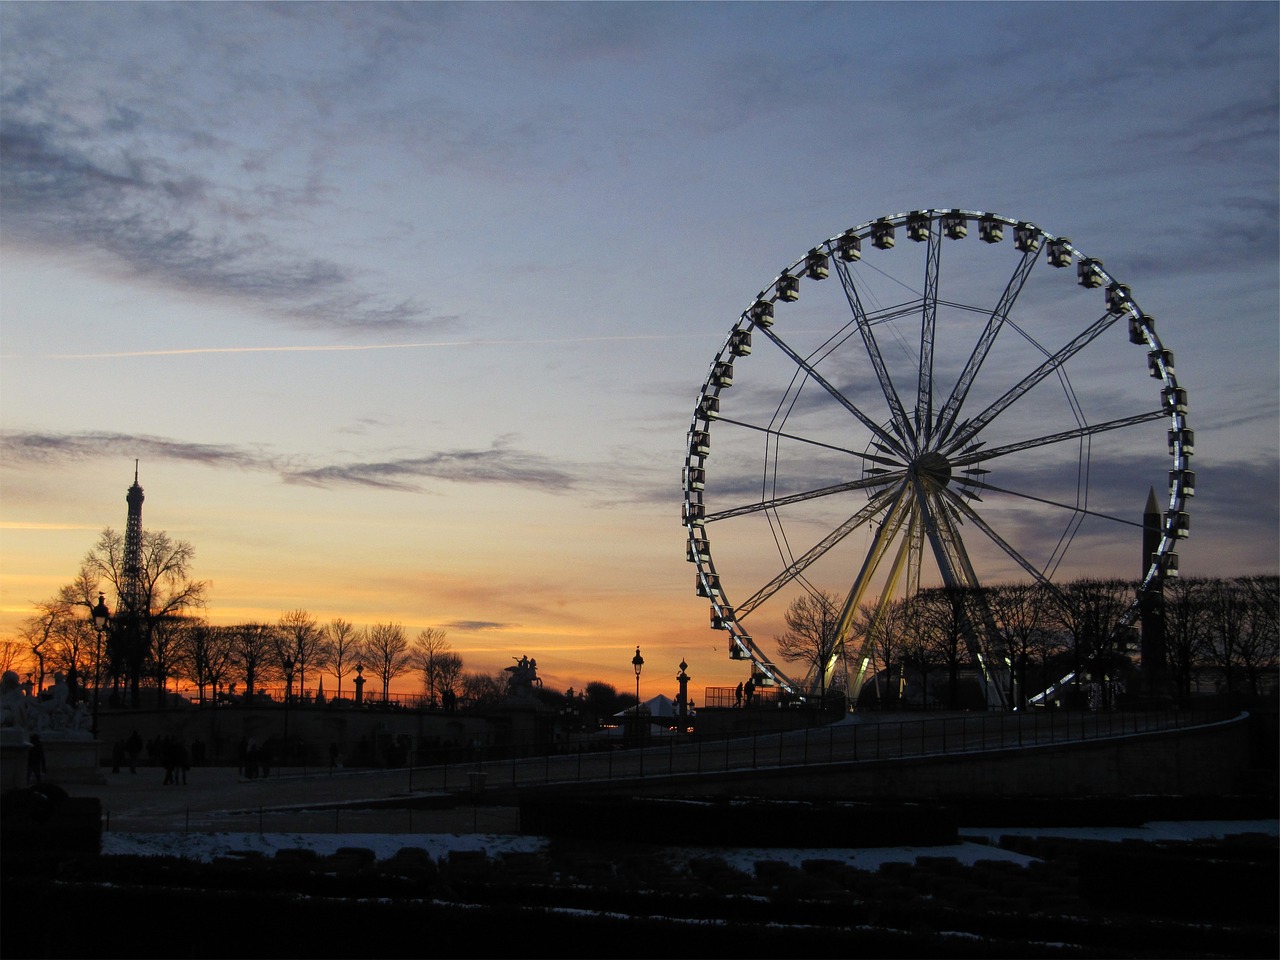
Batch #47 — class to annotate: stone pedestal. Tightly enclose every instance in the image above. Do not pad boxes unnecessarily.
[40,737,105,784]
[1,728,29,792]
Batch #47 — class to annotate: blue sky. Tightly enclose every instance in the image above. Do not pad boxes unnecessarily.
[1,2,1276,696]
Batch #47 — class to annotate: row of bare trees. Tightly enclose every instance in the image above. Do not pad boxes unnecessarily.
[776,576,1279,709]
[3,526,471,710]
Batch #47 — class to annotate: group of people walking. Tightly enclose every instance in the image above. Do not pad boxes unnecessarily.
[110,730,200,784]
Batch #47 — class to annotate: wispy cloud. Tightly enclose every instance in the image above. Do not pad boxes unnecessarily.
[0,77,436,335]
[0,431,269,470]
[0,430,577,495]
[282,437,575,493]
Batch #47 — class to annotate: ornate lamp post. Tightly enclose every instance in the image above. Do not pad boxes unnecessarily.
[89,593,111,738]
[631,645,644,743]
[283,658,295,746]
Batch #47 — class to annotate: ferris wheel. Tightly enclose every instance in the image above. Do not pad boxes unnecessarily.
[682,209,1192,707]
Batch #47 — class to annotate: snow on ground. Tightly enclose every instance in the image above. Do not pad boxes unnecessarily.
[100,819,1278,874]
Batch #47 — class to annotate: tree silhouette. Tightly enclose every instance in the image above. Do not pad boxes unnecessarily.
[775,589,842,701]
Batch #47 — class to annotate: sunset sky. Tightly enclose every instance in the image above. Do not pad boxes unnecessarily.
[1,2,1276,700]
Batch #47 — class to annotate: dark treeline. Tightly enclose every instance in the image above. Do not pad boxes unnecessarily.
[5,523,1276,714]
[831,575,1277,710]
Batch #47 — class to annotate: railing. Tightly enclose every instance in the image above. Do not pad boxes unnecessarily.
[303,703,1241,795]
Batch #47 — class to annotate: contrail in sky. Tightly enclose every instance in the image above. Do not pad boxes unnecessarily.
[41,334,710,360]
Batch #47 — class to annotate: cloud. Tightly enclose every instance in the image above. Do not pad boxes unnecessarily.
[442,620,515,633]
[0,430,578,495]
[282,438,577,493]
[0,431,269,471]
[0,82,437,335]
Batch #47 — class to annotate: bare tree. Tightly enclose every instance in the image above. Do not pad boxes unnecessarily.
[775,589,842,701]
[986,582,1054,710]
[412,627,458,706]
[460,670,507,706]
[365,622,413,701]
[1163,576,1212,702]
[1202,577,1249,696]
[1049,578,1133,707]
[855,597,913,706]
[174,620,237,705]
[323,618,364,700]
[914,586,983,709]
[228,622,278,705]
[277,609,328,700]
[83,527,208,706]
[894,596,940,707]
[0,638,27,675]
[1236,575,1279,697]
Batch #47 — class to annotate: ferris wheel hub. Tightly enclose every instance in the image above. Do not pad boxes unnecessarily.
[910,451,953,488]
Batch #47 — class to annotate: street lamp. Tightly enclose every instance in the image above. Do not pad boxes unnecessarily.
[89,593,110,738]
[283,659,295,749]
[632,646,644,742]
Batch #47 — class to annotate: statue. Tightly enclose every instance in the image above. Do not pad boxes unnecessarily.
[1,670,31,731]
[1,671,91,739]
[504,656,542,696]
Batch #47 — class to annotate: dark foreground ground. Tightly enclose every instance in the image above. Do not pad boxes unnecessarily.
[3,789,1276,959]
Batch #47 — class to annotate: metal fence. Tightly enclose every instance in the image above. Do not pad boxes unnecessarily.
[343,703,1241,795]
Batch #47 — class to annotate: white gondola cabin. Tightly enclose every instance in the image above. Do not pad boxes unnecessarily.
[1161,386,1188,414]
[907,211,930,242]
[1047,237,1072,267]
[979,216,1004,243]
[683,499,705,525]
[1167,428,1194,457]
[805,248,829,280]
[776,272,800,302]
[941,211,967,239]
[1106,282,1131,314]
[1014,223,1041,252]
[1148,349,1174,378]
[1170,469,1195,498]
[749,299,774,328]
[872,218,896,249]
[729,328,752,356]
[1076,257,1104,288]
[836,230,862,261]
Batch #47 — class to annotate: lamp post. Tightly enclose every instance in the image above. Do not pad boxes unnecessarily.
[632,646,644,744]
[89,593,110,739]
[283,658,295,749]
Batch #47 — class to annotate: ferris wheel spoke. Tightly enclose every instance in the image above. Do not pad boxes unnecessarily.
[913,482,980,591]
[734,484,903,619]
[704,473,904,523]
[832,258,918,453]
[916,221,941,446]
[754,324,910,459]
[831,483,917,640]
[948,409,1165,470]
[953,477,1143,529]
[933,247,1040,445]
[941,487,1059,588]
[712,414,898,464]
[942,311,1122,456]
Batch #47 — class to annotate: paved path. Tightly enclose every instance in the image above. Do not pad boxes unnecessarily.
[61,764,520,835]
